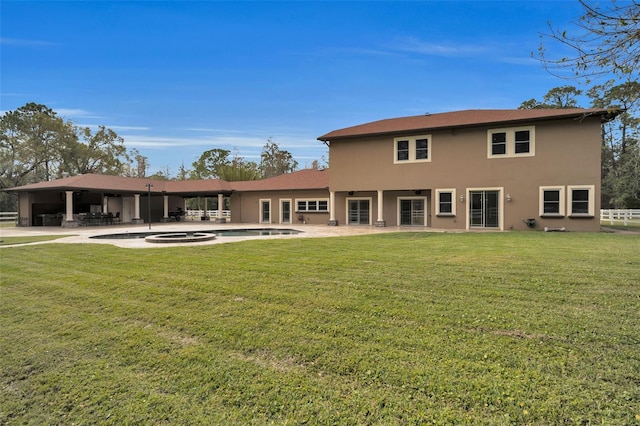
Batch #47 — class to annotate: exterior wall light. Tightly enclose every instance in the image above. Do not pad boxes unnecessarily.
[506,194,512,202]
[459,195,465,202]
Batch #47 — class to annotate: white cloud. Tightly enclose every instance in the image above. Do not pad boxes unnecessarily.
[55,108,103,119]
[120,131,323,153]
[389,36,488,57]
[103,125,151,131]
[185,127,247,133]
[120,134,266,149]
[498,55,539,66]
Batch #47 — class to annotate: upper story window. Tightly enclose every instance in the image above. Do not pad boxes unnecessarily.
[394,135,432,164]
[296,199,328,212]
[487,126,535,158]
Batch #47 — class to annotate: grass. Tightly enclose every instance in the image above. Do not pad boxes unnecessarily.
[1,232,639,424]
[601,219,640,232]
[0,235,70,246]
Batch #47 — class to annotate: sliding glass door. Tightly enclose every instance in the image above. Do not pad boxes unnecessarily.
[469,190,499,228]
[348,199,370,225]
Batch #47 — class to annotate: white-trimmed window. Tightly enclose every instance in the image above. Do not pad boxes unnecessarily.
[436,189,456,216]
[296,199,329,212]
[487,126,535,158]
[568,185,595,217]
[539,186,565,217]
[394,135,432,163]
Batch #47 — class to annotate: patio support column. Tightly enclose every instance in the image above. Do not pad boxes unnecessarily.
[134,193,141,220]
[103,196,109,214]
[163,195,169,220]
[216,193,226,223]
[328,191,338,226]
[375,189,386,227]
[62,191,79,228]
[65,191,74,220]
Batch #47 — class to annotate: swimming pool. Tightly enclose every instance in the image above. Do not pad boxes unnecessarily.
[89,228,302,240]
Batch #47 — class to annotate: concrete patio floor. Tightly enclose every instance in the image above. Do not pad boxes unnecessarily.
[0,223,450,249]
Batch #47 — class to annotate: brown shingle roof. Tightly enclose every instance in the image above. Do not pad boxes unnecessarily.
[8,174,171,193]
[232,168,329,192]
[8,169,328,194]
[318,108,618,141]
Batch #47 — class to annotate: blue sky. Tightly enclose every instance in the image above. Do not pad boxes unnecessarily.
[1,1,586,175]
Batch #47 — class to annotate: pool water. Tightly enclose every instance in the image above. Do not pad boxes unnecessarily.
[90,228,302,240]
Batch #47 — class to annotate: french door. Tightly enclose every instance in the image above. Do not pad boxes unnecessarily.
[260,200,271,223]
[469,190,500,228]
[280,200,291,224]
[348,199,370,225]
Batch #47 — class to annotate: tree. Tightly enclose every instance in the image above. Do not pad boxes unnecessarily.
[519,86,583,109]
[538,0,640,83]
[259,138,298,178]
[121,148,149,178]
[176,163,189,180]
[190,148,231,179]
[612,143,640,207]
[59,126,129,176]
[148,165,172,181]
[218,150,260,181]
[0,102,75,188]
[588,81,640,207]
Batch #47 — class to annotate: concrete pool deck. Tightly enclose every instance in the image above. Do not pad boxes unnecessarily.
[0,223,453,249]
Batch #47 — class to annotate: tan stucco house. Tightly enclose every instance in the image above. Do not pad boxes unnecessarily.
[319,108,617,231]
[8,108,616,231]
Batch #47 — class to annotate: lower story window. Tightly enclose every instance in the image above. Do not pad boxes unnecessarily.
[539,186,565,216]
[297,199,329,212]
[568,185,595,217]
[436,189,456,216]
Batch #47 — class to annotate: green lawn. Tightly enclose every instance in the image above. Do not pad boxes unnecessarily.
[1,232,639,424]
[0,235,70,246]
[601,219,640,232]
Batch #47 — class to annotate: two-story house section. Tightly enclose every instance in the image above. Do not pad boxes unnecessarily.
[318,109,618,232]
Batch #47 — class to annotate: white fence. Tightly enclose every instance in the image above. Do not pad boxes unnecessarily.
[185,209,231,221]
[600,209,640,226]
[0,212,18,223]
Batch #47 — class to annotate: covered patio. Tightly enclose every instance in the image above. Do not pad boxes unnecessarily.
[8,169,331,227]
[10,174,232,228]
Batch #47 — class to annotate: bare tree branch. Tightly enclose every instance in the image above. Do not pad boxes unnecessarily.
[538,0,640,83]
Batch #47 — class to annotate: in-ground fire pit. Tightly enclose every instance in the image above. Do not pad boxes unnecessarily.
[144,232,216,244]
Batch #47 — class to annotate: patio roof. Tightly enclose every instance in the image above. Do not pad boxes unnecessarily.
[7,168,329,195]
